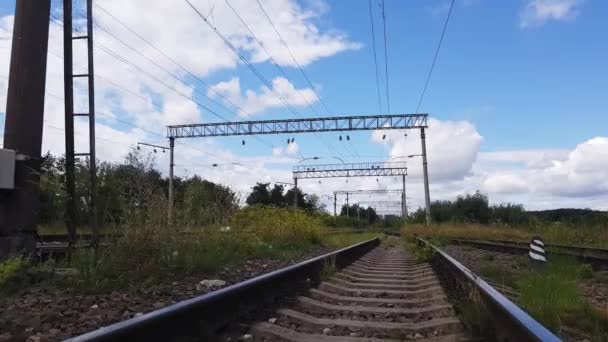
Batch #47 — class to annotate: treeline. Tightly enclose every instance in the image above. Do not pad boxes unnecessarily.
[409,191,608,227]
[245,183,325,214]
[39,149,239,228]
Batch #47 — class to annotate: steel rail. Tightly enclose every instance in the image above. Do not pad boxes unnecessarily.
[66,237,380,341]
[449,238,608,269]
[417,237,561,342]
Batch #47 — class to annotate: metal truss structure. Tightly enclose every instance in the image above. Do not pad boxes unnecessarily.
[334,189,403,196]
[167,114,428,138]
[359,201,403,208]
[293,162,407,179]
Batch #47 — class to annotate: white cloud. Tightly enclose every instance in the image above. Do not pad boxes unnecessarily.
[519,0,583,28]
[209,76,318,116]
[271,141,300,157]
[371,118,484,181]
[0,0,357,162]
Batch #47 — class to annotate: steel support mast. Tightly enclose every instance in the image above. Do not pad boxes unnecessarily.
[63,0,99,246]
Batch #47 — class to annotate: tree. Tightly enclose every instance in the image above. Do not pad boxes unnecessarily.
[246,183,271,206]
[269,184,285,207]
[284,187,306,209]
[455,191,490,223]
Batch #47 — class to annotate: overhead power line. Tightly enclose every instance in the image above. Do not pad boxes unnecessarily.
[253,0,333,117]
[368,0,383,116]
[51,13,233,123]
[184,0,306,121]
[415,0,455,114]
[380,0,390,113]
[223,0,322,118]
[92,3,252,118]
[223,0,349,160]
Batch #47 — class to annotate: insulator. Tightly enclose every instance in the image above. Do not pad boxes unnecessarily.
[137,145,140,150]
[339,135,342,141]
[242,140,246,145]
[153,148,157,153]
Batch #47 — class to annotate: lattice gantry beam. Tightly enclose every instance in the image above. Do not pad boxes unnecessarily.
[293,162,407,179]
[358,201,403,208]
[334,189,403,196]
[166,114,428,138]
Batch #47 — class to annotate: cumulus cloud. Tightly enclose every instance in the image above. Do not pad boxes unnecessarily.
[519,0,583,28]
[272,141,300,157]
[371,118,484,181]
[209,77,318,116]
[0,0,357,162]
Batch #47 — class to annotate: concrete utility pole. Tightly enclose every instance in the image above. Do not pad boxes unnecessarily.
[333,193,337,216]
[346,193,349,217]
[401,174,407,219]
[0,0,51,259]
[421,128,432,225]
[293,177,298,210]
[168,137,175,223]
[63,0,77,246]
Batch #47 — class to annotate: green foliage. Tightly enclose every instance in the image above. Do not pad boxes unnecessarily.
[0,257,29,291]
[246,183,326,214]
[453,288,494,339]
[406,241,436,262]
[339,204,378,225]
[322,232,379,249]
[320,255,337,281]
[516,257,591,330]
[62,205,326,291]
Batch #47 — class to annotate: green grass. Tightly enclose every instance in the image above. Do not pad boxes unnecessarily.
[4,206,382,294]
[401,223,608,248]
[320,255,337,281]
[321,232,379,249]
[475,255,608,341]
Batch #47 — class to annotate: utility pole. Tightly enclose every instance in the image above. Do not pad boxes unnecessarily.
[346,193,349,217]
[168,137,175,223]
[421,128,431,225]
[401,174,407,219]
[333,193,337,216]
[63,0,77,247]
[0,0,51,258]
[293,177,298,210]
[85,0,98,247]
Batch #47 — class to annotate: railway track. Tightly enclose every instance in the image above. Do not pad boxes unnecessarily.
[248,246,467,341]
[65,237,560,342]
[448,238,608,270]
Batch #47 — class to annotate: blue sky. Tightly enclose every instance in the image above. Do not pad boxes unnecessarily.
[1,0,607,211]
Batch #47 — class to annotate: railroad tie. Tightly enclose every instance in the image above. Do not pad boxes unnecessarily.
[250,246,470,341]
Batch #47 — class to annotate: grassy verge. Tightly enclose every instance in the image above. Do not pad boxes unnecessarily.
[401,223,608,248]
[3,207,381,295]
[401,232,607,341]
[477,256,608,341]
[322,232,379,249]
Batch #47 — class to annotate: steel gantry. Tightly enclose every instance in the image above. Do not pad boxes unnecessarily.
[333,189,408,218]
[293,162,407,179]
[292,162,407,214]
[166,113,432,224]
[167,114,427,138]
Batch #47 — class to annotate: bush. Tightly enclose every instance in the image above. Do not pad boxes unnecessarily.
[63,204,325,291]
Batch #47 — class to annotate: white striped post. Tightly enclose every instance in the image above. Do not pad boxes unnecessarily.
[529,236,546,269]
